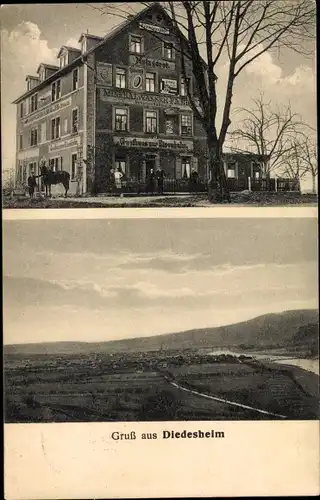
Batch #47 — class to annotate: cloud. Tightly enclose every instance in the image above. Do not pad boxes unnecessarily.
[1,22,59,172]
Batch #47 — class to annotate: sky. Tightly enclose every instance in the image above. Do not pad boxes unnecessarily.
[3,217,318,345]
[0,2,316,189]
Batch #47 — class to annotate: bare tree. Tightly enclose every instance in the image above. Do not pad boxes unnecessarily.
[88,1,315,201]
[229,93,308,177]
[282,135,317,193]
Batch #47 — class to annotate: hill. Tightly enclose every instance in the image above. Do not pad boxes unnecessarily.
[4,309,318,356]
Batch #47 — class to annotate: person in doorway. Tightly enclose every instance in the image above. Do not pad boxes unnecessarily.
[189,167,199,193]
[146,168,155,194]
[114,167,124,196]
[27,171,38,199]
[156,166,166,194]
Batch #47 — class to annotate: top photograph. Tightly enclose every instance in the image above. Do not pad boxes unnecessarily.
[2,1,317,209]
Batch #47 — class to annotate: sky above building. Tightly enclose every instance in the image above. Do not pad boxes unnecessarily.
[3,217,318,345]
[1,2,316,189]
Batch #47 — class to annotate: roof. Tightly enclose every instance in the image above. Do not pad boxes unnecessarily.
[57,45,81,58]
[25,75,39,81]
[13,2,207,104]
[78,33,103,43]
[36,63,59,74]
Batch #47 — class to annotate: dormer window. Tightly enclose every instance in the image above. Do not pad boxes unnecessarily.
[60,53,68,68]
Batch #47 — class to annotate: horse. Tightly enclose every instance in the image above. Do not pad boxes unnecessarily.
[40,165,70,197]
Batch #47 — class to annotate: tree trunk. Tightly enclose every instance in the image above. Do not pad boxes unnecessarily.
[312,173,316,194]
[207,141,231,203]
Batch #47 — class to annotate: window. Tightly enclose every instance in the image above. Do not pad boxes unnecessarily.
[115,108,128,131]
[181,114,192,135]
[71,153,77,180]
[60,53,68,68]
[163,42,173,60]
[116,68,126,89]
[20,102,24,118]
[63,118,68,135]
[180,77,190,96]
[18,135,23,151]
[72,109,79,133]
[115,156,126,174]
[146,72,156,92]
[130,35,142,53]
[182,157,191,178]
[51,80,61,102]
[49,158,60,172]
[227,162,236,178]
[72,68,79,91]
[30,94,38,113]
[165,119,174,134]
[39,70,45,82]
[145,110,157,133]
[51,117,61,139]
[30,128,38,146]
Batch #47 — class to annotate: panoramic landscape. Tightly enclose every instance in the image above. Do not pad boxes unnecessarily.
[3,217,318,422]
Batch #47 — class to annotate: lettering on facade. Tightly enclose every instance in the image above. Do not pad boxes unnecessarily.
[129,54,175,71]
[139,22,170,35]
[100,87,190,109]
[114,136,193,151]
[49,135,81,152]
[160,78,178,95]
[22,98,72,125]
[96,63,113,87]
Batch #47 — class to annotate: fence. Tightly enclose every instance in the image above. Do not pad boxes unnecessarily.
[102,176,300,195]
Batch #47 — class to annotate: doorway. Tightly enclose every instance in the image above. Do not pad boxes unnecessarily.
[145,155,156,176]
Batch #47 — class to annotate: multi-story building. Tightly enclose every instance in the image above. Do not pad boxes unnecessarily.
[14,2,296,195]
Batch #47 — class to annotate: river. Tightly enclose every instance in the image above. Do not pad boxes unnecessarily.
[208,350,319,375]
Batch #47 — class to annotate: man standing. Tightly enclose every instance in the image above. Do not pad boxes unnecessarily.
[189,167,199,193]
[27,171,38,199]
[156,166,166,194]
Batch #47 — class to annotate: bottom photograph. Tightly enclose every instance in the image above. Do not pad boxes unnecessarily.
[3,216,319,422]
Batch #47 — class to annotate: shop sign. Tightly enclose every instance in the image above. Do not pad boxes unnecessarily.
[96,63,113,86]
[129,54,175,71]
[49,135,81,152]
[160,78,178,95]
[22,98,72,126]
[114,136,193,151]
[139,22,170,35]
[100,87,191,110]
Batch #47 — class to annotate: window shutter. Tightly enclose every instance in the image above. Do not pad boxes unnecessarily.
[175,157,182,179]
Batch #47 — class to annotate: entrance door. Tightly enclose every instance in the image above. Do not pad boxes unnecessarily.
[145,156,156,176]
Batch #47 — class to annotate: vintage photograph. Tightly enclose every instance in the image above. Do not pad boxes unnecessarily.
[4,217,319,423]
[1,1,317,209]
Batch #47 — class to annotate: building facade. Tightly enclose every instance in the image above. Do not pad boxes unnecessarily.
[14,3,282,195]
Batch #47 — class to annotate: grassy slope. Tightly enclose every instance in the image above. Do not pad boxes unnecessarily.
[5,309,319,356]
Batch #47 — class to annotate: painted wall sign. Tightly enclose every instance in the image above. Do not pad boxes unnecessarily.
[113,136,193,151]
[129,54,175,70]
[48,135,81,152]
[100,88,191,110]
[139,22,170,35]
[160,78,177,95]
[22,98,72,126]
[96,62,113,86]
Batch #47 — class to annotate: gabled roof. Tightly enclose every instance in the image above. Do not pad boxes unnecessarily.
[57,45,81,58]
[36,63,59,74]
[84,2,207,68]
[25,75,39,81]
[78,33,103,43]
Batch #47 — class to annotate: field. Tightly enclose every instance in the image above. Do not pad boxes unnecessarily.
[4,351,319,422]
